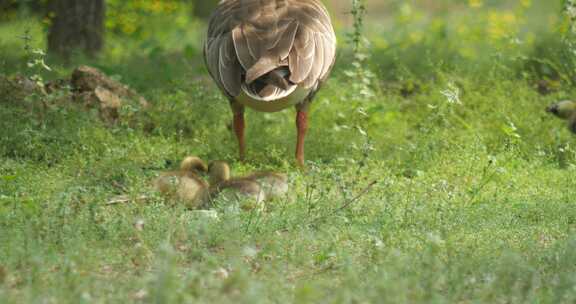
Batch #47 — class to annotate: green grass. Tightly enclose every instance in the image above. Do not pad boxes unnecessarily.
[2,2,576,303]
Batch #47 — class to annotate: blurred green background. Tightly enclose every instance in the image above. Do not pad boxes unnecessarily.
[2,1,576,303]
[0,0,567,79]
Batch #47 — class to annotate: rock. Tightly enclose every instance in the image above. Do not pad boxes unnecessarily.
[1,66,151,126]
[70,65,149,124]
[94,87,122,122]
[71,65,149,108]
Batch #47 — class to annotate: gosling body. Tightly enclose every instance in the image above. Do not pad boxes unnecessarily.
[207,161,289,210]
[153,156,210,209]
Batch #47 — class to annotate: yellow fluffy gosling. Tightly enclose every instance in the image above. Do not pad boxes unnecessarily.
[207,161,288,210]
[153,156,210,209]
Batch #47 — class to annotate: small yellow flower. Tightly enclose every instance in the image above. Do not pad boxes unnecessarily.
[409,31,424,44]
[469,0,483,8]
[373,36,389,49]
[502,13,517,24]
[487,11,518,40]
[520,0,531,8]
[457,24,469,36]
[150,1,163,13]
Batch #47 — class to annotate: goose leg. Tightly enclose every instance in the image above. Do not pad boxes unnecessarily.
[295,109,308,168]
[231,101,246,161]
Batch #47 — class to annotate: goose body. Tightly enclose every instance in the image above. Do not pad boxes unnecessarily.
[204,0,337,167]
[236,85,310,113]
[153,156,210,209]
[547,100,576,134]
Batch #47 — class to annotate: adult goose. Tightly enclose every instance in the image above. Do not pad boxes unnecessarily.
[204,0,337,167]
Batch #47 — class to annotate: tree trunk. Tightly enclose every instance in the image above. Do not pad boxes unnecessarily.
[48,0,105,60]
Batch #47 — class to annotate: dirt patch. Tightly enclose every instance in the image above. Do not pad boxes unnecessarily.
[0,65,150,125]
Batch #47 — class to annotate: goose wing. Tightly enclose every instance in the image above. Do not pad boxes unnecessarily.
[204,0,336,98]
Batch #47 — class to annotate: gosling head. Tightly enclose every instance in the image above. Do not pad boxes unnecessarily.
[546,100,576,120]
[208,161,231,185]
[180,156,208,173]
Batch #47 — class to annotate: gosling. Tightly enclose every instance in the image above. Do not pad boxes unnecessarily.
[153,156,210,209]
[207,161,289,210]
[547,100,576,134]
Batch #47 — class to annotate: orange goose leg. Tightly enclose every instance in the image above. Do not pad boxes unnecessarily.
[295,110,308,168]
[231,102,246,161]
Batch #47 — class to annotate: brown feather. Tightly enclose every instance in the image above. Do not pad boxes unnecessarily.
[267,20,298,56]
[246,56,279,84]
[320,34,336,81]
[205,0,336,98]
[232,26,256,70]
[266,69,291,90]
[302,33,324,88]
[258,84,278,98]
[242,23,267,61]
[219,36,242,96]
[289,29,314,84]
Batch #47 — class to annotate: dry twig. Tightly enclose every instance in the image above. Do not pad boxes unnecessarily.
[105,195,150,206]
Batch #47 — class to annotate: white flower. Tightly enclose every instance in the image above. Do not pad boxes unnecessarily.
[440,82,462,105]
